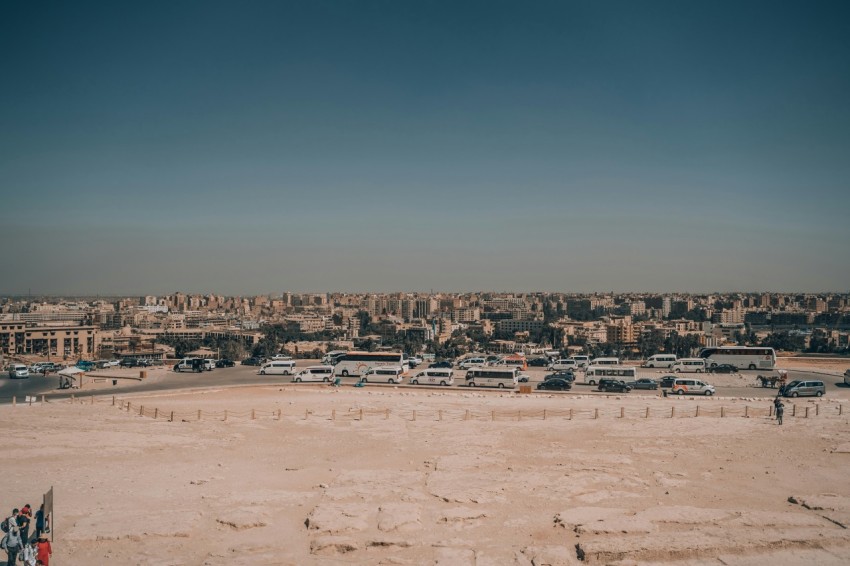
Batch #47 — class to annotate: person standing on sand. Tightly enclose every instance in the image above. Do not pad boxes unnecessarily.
[18,504,32,543]
[3,516,23,566]
[21,539,37,566]
[33,505,45,541]
[35,534,51,566]
[776,401,785,425]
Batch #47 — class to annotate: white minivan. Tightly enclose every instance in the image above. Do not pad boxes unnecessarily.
[361,366,405,384]
[292,365,335,383]
[259,360,297,375]
[458,357,486,370]
[548,359,578,371]
[570,355,590,368]
[671,358,707,373]
[409,368,454,386]
[589,357,620,366]
[643,354,677,369]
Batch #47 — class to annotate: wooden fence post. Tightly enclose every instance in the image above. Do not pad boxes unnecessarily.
[594,408,599,419]
[198,410,202,421]
[224,410,228,422]
[170,411,174,422]
[332,409,336,420]
[359,408,363,420]
[696,405,700,417]
[568,408,572,420]
[140,405,144,416]
[518,410,522,421]
[491,410,495,421]
[112,396,115,406]
[464,409,469,421]
[805,406,809,418]
[816,404,819,416]
[721,406,725,418]
[671,406,675,418]
[154,408,158,419]
[792,404,796,417]
[744,405,749,418]
[620,407,624,418]
[251,409,256,420]
[91,395,94,405]
[412,410,416,421]
[277,409,282,420]
[543,409,547,421]
[645,406,649,418]
[840,404,844,416]
[385,408,389,420]
[769,405,773,417]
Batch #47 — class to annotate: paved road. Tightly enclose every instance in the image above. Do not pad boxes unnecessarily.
[2,361,847,404]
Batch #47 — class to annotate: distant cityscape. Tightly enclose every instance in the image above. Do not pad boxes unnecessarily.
[1,291,848,364]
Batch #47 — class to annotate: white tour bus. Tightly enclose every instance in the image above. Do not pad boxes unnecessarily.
[643,354,677,369]
[698,346,776,370]
[321,350,348,365]
[583,365,638,385]
[292,365,335,383]
[465,367,518,389]
[409,368,454,386]
[333,351,408,377]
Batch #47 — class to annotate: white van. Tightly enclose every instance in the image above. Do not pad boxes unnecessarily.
[643,354,677,369]
[8,364,29,379]
[409,368,454,386]
[361,366,404,384]
[548,359,578,371]
[671,358,706,373]
[589,357,620,366]
[458,357,486,370]
[570,355,590,368]
[671,378,715,396]
[260,360,297,375]
[292,365,335,383]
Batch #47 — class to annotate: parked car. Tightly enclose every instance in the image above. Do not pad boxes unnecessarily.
[76,360,96,371]
[517,373,530,383]
[407,356,422,368]
[429,360,453,369]
[458,357,486,370]
[597,379,631,393]
[708,363,738,374]
[174,358,205,373]
[203,359,216,371]
[545,371,575,382]
[120,358,140,368]
[537,378,572,391]
[241,357,263,366]
[215,358,235,368]
[528,357,550,367]
[660,375,677,388]
[628,378,658,390]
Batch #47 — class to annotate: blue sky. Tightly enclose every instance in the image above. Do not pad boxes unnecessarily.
[1,1,848,295]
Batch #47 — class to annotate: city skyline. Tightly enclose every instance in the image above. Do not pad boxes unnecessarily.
[2,1,849,295]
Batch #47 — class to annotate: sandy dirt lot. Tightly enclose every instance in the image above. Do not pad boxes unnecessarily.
[2,386,849,565]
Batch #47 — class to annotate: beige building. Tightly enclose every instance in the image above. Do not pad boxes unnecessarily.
[0,322,100,358]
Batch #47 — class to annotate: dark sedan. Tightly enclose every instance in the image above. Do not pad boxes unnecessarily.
[215,358,235,368]
[598,379,631,393]
[660,375,677,388]
[537,378,572,391]
[528,357,550,367]
[241,357,263,366]
[709,364,738,373]
[429,360,453,369]
[627,378,658,390]
[545,371,575,382]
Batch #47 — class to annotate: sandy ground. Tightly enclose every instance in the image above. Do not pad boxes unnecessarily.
[2,386,850,565]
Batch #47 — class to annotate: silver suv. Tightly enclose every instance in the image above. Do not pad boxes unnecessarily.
[782,380,825,398]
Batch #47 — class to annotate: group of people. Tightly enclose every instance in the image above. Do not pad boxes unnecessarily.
[1,504,51,566]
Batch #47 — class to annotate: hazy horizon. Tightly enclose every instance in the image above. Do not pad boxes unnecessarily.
[2,1,849,295]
